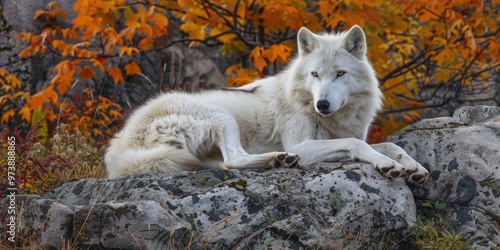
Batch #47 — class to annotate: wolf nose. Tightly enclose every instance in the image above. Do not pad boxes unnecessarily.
[316,100,330,112]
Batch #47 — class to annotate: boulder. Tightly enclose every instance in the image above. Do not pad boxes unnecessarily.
[385,106,500,249]
[1,163,416,249]
[3,0,75,33]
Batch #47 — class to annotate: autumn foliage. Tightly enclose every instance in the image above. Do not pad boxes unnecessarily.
[0,0,499,144]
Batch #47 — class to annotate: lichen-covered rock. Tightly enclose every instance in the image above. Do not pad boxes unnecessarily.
[385,106,500,249]
[0,163,416,249]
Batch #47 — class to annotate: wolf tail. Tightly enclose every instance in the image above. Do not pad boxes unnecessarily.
[104,145,203,178]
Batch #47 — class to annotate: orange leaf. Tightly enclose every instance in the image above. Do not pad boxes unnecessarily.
[124,61,141,76]
[108,66,124,84]
[263,46,277,62]
[91,59,105,72]
[1,109,14,124]
[150,14,168,30]
[138,37,154,50]
[0,69,9,77]
[118,46,140,57]
[78,66,96,81]
[46,1,61,10]
[33,9,47,20]
[50,61,75,94]
[15,32,32,43]
[27,88,59,109]
[178,0,194,8]
[18,48,31,59]
[138,23,153,37]
[52,40,67,51]
[72,15,94,31]
[249,47,267,73]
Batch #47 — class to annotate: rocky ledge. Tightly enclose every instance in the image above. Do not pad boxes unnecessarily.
[1,106,499,249]
[3,162,415,249]
[386,106,500,249]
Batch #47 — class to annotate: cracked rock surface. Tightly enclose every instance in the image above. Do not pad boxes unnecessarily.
[386,106,500,249]
[1,163,416,249]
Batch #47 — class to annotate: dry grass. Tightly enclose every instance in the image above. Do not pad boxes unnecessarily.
[29,123,106,183]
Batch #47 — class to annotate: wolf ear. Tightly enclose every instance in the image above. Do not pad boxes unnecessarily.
[343,25,367,59]
[297,27,318,56]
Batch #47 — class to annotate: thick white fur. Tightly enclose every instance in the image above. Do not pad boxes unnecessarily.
[105,25,428,183]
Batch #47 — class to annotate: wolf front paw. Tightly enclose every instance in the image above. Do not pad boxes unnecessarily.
[403,163,429,184]
[273,153,300,168]
[405,169,428,184]
[373,158,406,180]
[396,154,429,184]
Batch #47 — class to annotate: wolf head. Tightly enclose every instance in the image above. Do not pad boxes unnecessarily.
[292,25,380,116]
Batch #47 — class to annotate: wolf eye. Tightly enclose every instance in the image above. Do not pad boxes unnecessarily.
[337,71,345,77]
[311,72,318,77]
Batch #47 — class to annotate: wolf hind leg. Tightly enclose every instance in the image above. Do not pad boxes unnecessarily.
[221,152,301,169]
[105,145,203,178]
[212,113,299,169]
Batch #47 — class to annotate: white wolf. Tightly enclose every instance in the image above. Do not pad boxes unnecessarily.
[105,25,429,183]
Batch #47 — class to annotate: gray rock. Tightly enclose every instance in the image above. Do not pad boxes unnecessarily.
[3,0,74,33]
[0,163,416,249]
[385,106,500,249]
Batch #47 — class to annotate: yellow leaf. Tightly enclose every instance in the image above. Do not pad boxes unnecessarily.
[13,91,30,100]
[1,109,14,124]
[19,106,32,123]
[6,74,21,89]
[109,109,124,119]
[434,69,450,84]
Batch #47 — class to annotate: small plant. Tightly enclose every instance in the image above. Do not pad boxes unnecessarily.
[412,217,471,250]
[410,201,472,250]
[49,123,106,181]
[0,122,105,196]
[0,120,71,195]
